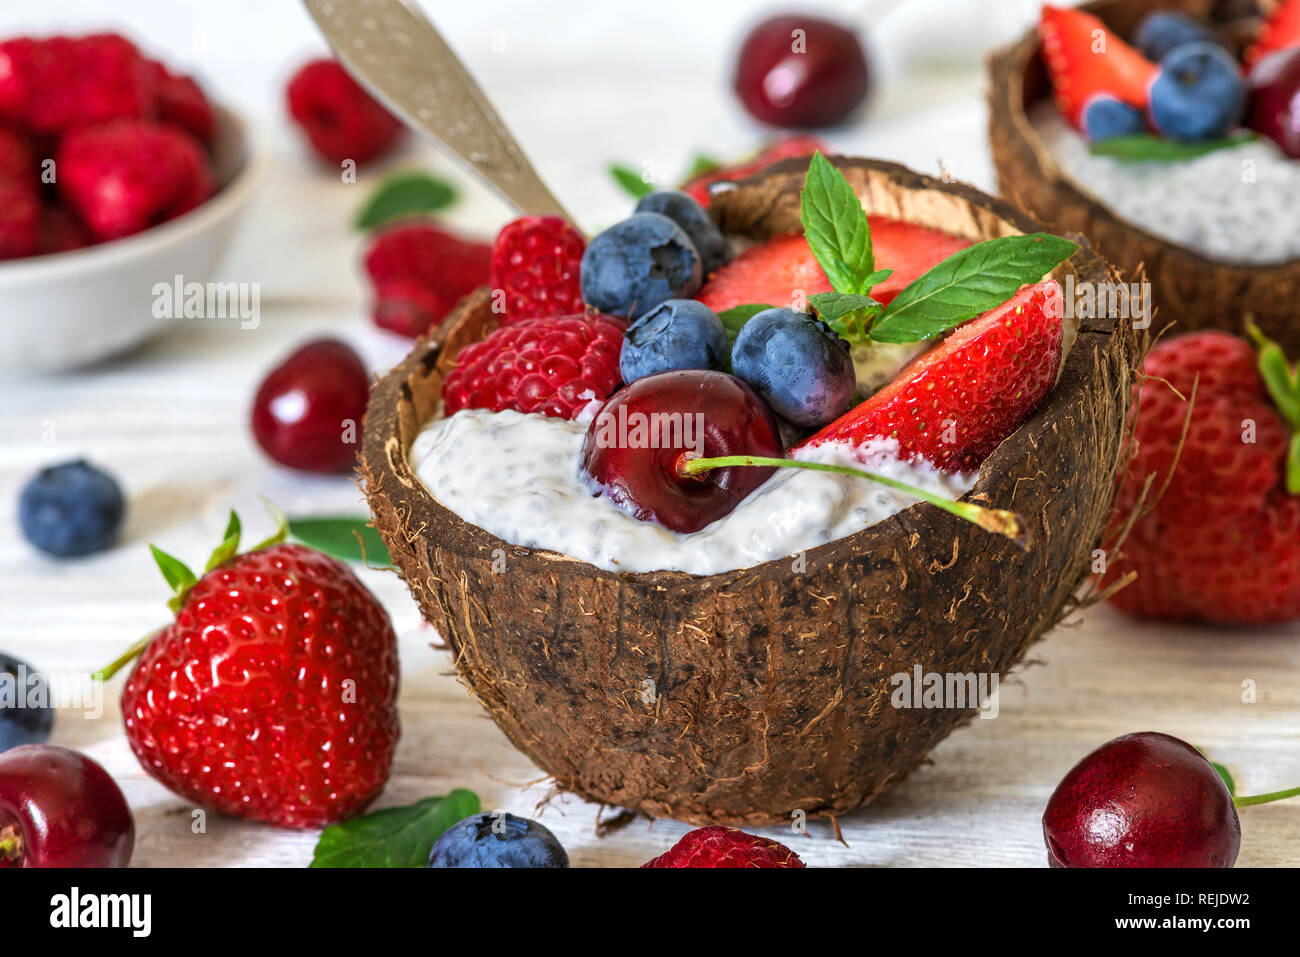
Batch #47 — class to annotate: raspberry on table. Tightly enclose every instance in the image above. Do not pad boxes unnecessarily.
[363,219,491,338]
[641,826,805,868]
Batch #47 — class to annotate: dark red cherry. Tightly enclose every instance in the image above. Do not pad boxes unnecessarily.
[580,370,783,533]
[0,744,134,868]
[733,14,870,128]
[1043,732,1240,868]
[251,338,370,473]
[1247,47,1300,159]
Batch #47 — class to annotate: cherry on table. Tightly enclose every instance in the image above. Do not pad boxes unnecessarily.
[733,14,870,128]
[250,338,370,474]
[0,744,134,868]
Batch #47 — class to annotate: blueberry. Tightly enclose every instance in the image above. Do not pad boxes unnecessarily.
[731,308,855,428]
[0,654,53,753]
[1148,42,1245,142]
[633,190,731,275]
[428,812,569,868]
[1133,12,1223,63]
[1082,95,1145,142]
[18,460,125,558]
[580,213,702,320]
[620,299,729,383]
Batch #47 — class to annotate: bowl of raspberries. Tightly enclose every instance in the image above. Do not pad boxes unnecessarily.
[0,31,264,373]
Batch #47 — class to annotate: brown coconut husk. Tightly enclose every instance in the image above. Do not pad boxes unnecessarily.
[359,156,1142,827]
[989,0,1300,352]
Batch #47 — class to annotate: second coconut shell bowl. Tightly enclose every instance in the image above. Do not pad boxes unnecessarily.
[361,155,1141,827]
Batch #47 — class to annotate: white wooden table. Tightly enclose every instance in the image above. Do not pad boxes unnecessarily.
[2,0,1297,868]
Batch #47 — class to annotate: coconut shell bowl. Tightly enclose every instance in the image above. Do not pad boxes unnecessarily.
[360,156,1142,827]
[989,0,1300,351]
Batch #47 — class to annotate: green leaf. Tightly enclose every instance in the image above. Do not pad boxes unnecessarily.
[203,511,242,573]
[150,544,197,613]
[683,153,722,181]
[809,291,882,344]
[310,790,480,868]
[716,303,776,343]
[1089,131,1256,163]
[249,498,289,551]
[871,234,1078,343]
[289,516,392,566]
[608,163,654,199]
[800,151,875,294]
[1246,320,1300,495]
[354,172,456,230]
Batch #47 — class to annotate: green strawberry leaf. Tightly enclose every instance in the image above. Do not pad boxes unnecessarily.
[150,544,197,613]
[310,789,480,868]
[249,499,289,551]
[800,151,875,295]
[1246,320,1300,494]
[609,163,655,199]
[870,234,1077,343]
[203,511,242,573]
[289,516,392,566]
[717,303,776,343]
[1089,131,1256,163]
[354,172,457,231]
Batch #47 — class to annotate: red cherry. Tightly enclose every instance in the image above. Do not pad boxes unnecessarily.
[0,745,134,868]
[1246,46,1300,159]
[733,14,870,128]
[1043,732,1240,868]
[250,338,370,474]
[580,370,784,534]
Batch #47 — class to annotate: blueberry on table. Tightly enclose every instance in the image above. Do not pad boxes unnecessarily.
[634,190,731,275]
[1149,42,1245,142]
[18,459,125,557]
[1082,95,1145,143]
[0,654,53,753]
[579,213,702,320]
[620,299,729,383]
[1133,11,1224,62]
[428,812,569,868]
[731,308,856,428]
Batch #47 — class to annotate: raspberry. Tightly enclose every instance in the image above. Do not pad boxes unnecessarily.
[363,219,491,338]
[641,826,805,868]
[1103,331,1300,624]
[286,59,404,166]
[0,34,152,135]
[56,119,214,240]
[443,313,625,420]
[489,215,586,323]
[0,128,32,180]
[148,59,216,143]
[0,178,39,259]
[36,204,89,256]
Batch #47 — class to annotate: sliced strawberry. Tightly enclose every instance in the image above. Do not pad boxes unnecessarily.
[795,280,1066,472]
[1248,0,1300,65]
[683,135,827,207]
[1039,5,1157,129]
[695,219,971,315]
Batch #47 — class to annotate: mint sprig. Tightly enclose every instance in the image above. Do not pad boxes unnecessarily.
[795,152,1076,345]
[1089,131,1256,163]
[354,171,457,230]
[717,303,775,343]
[1246,320,1300,494]
[310,790,480,868]
[289,515,392,566]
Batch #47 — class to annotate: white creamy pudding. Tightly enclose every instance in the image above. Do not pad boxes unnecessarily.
[1031,103,1300,265]
[410,407,975,576]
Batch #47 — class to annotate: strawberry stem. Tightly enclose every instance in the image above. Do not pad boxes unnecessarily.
[91,628,161,682]
[1233,784,1300,808]
[679,454,1029,546]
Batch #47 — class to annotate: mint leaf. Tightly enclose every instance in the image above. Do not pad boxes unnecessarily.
[310,790,480,868]
[800,151,874,294]
[289,516,392,566]
[683,153,722,180]
[870,234,1077,343]
[354,172,456,230]
[1090,131,1256,163]
[717,303,775,343]
[609,163,654,199]
[809,291,880,322]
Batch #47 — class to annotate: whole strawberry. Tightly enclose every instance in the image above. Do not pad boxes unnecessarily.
[286,59,404,166]
[443,313,624,420]
[642,826,805,868]
[363,219,491,338]
[1103,329,1300,624]
[57,119,214,240]
[490,215,586,324]
[108,509,400,829]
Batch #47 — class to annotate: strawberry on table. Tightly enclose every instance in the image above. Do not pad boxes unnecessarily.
[101,508,400,829]
[489,215,586,324]
[797,280,1067,472]
[1039,5,1157,130]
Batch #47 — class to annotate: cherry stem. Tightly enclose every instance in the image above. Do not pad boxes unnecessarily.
[1233,784,1300,808]
[680,454,1029,546]
[92,628,161,682]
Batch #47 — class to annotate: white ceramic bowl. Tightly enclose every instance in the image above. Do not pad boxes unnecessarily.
[0,105,266,373]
